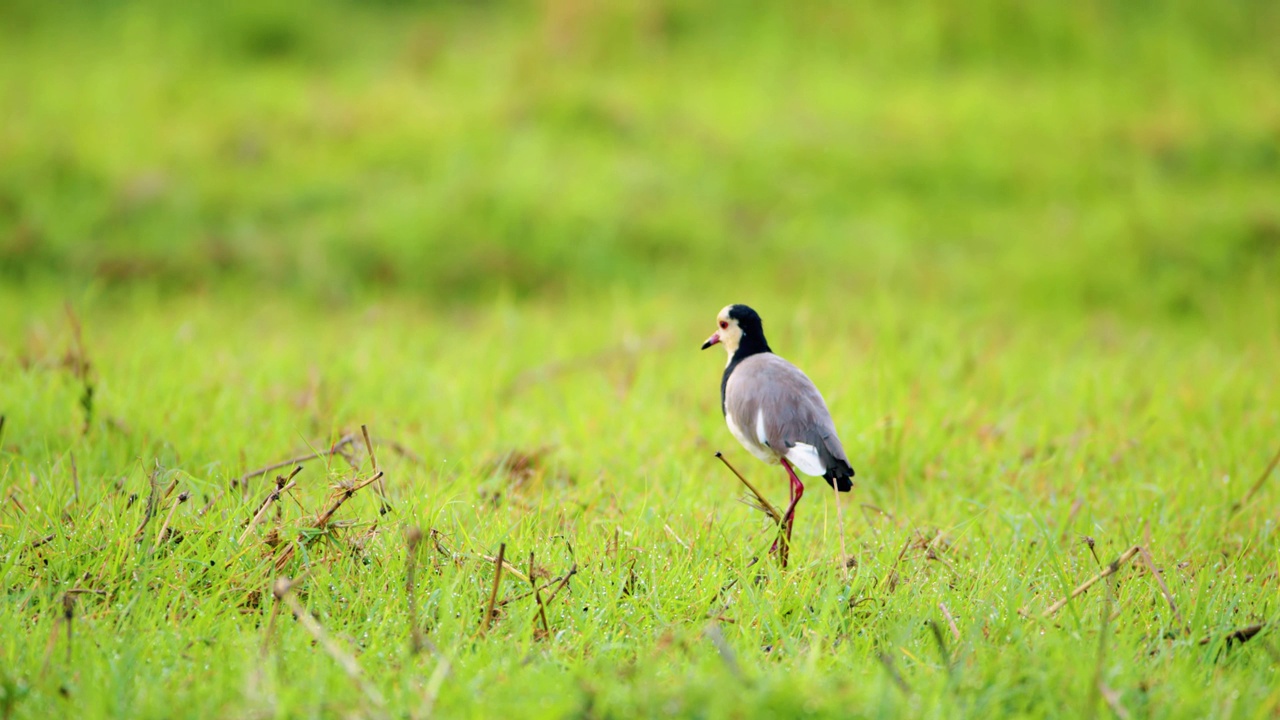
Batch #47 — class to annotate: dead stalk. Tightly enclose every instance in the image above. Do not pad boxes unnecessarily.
[940,602,961,642]
[540,563,579,608]
[714,452,782,524]
[152,491,191,551]
[877,652,911,696]
[273,470,384,570]
[132,467,163,541]
[273,577,386,709]
[405,527,430,655]
[1088,570,1116,720]
[63,592,74,663]
[1043,546,1140,618]
[1231,445,1280,515]
[482,544,506,634]
[1197,623,1266,647]
[239,474,301,546]
[1137,532,1186,631]
[479,554,530,583]
[361,424,391,515]
[234,432,360,486]
[529,551,550,636]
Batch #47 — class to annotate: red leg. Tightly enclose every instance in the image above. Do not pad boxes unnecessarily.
[780,458,805,540]
[769,459,806,567]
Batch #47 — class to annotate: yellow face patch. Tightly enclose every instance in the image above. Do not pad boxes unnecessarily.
[714,306,744,356]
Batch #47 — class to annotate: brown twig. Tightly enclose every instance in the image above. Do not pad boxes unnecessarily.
[1197,623,1266,647]
[529,551,550,637]
[63,592,74,663]
[132,466,163,541]
[239,472,301,546]
[939,602,961,642]
[1043,545,1140,618]
[498,572,572,607]
[540,563,579,608]
[153,491,191,551]
[1138,529,1186,631]
[927,620,954,678]
[273,577,386,709]
[1231,445,1280,515]
[360,424,391,515]
[714,452,782,524]
[704,624,744,680]
[880,532,915,593]
[481,544,506,634]
[312,471,384,528]
[833,479,850,574]
[877,652,911,695]
[479,553,529,583]
[234,433,360,487]
[65,303,94,435]
[273,470,384,571]
[406,527,427,654]
[1088,562,1117,719]
[245,467,303,523]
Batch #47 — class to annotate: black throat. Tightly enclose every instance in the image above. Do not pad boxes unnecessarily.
[719,328,771,416]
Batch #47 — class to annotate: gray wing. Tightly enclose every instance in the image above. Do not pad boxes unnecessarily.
[726,354,854,489]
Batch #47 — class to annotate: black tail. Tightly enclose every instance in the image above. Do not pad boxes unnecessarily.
[823,461,855,492]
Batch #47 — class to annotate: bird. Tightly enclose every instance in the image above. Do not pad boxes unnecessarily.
[702,304,854,560]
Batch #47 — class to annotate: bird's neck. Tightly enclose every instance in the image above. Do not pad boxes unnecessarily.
[720,335,771,415]
[728,332,771,365]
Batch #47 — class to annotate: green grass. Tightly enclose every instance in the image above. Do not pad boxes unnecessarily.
[3,1,1280,718]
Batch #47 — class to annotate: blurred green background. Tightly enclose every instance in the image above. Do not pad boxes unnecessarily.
[3,0,1278,324]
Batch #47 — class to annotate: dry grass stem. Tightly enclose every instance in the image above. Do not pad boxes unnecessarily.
[405,527,429,655]
[528,551,550,637]
[1043,545,1140,618]
[714,452,782,524]
[481,543,506,634]
[877,652,911,696]
[132,467,163,541]
[1231,445,1280,514]
[361,423,391,515]
[480,554,529,583]
[273,577,386,709]
[540,563,579,608]
[1197,623,1266,647]
[1137,531,1186,631]
[235,432,360,486]
[240,473,301,546]
[273,470,384,570]
[940,602,961,642]
[152,491,191,551]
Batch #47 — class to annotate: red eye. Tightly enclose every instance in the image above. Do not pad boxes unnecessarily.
[719,320,728,329]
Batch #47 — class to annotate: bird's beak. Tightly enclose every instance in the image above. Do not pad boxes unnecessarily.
[701,333,720,350]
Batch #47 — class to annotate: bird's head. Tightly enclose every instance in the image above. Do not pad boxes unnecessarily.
[701,304,766,356]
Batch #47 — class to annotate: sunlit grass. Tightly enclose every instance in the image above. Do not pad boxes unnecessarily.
[2,287,1277,717]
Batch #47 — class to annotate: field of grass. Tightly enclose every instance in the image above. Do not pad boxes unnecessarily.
[3,1,1280,718]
